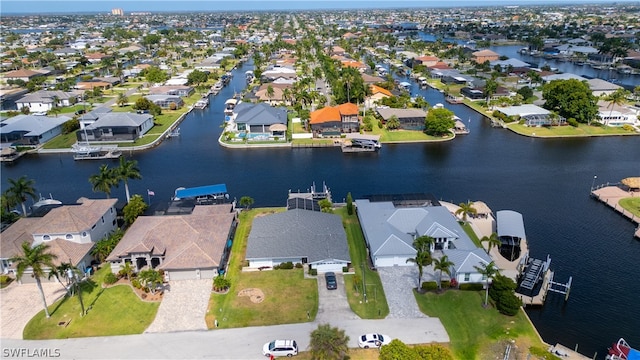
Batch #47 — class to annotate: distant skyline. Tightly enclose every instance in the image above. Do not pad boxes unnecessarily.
[1,0,638,14]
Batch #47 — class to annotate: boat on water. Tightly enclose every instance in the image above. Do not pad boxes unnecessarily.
[607,338,640,360]
[211,82,223,95]
[342,138,382,153]
[167,127,181,138]
[194,96,209,109]
[224,98,239,116]
[73,145,122,161]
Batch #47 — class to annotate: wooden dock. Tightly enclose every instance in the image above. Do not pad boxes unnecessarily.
[548,343,592,360]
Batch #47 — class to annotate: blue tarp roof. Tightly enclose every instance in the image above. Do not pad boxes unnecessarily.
[175,184,227,199]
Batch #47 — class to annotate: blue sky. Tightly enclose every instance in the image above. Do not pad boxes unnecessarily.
[1,0,636,14]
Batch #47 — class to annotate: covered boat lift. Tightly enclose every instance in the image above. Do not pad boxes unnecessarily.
[496,210,526,261]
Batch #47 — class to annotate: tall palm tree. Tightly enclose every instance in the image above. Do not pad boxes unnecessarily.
[474,261,500,307]
[603,89,630,120]
[116,157,142,203]
[10,242,58,318]
[406,250,433,289]
[455,201,477,222]
[6,176,37,216]
[433,255,455,290]
[89,164,118,198]
[413,235,435,254]
[481,232,502,254]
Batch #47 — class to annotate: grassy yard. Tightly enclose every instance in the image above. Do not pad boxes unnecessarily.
[23,266,159,339]
[365,126,451,142]
[206,208,318,329]
[291,138,335,146]
[43,132,78,149]
[461,222,483,248]
[507,123,637,137]
[414,290,545,359]
[619,197,640,217]
[336,207,389,319]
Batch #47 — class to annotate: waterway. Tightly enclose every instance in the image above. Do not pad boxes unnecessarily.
[2,60,639,358]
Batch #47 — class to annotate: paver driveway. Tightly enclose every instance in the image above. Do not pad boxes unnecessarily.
[377,267,428,318]
[145,279,211,333]
[0,281,67,339]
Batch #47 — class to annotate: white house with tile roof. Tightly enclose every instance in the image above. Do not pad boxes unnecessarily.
[0,198,118,280]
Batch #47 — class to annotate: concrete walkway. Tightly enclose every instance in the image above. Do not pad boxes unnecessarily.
[0,281,68,339]
[144,280,211,333]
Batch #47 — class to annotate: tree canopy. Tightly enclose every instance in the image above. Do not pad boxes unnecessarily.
[144,66,169,84]
[309,324,349,360]
[425,107,455,136]
[187,69,208,86]
[542,79,598,124]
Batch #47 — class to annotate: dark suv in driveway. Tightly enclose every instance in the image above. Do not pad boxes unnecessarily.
[325,272,337,290]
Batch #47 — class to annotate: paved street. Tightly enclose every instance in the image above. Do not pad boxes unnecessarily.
[1,318,449,359]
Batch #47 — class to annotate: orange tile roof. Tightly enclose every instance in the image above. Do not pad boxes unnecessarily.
[341,60,365,69]
[336,102,358,115]
[310,106,341,124]
[370,84,392,97]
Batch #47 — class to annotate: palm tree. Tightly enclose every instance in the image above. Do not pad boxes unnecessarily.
[455,201,477,222]
[9,242,58,318]
[603,89,630,120]
[413,235,435,254]
[89,164,118,198]
[117,92,128,107]
[309,324,350,360]
[116,157,142,203]
[47,262,73,292]
[120,262,134,281]
[432,255,455,290]
[406,250,433,289]
[481,232,501,254]
[6,176,37,216]
[138,268,163,294]
[474,261,500,307]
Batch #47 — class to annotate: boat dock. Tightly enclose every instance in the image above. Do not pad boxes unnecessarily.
[591,183,640,238]
[548,343,592,360]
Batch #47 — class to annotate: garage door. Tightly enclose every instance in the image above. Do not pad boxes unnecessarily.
[315,262,345,273]
[375,256,412,267]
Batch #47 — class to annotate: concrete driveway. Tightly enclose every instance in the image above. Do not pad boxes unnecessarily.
[0,281,67,339]
[144,279,211,333]
[315,273,360,323]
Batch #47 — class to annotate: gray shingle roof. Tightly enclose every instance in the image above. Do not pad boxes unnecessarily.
[0,115,71,136]
[245,209,350,263]
[86,112,153,129]
[234,103,287,126]
[443,248,491,273]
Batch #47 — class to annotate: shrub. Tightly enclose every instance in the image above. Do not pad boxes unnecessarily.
[0,275,13,286]
[131,279,141,289]
[62,119,80,134]
[295,263,303,269]
[377,120,383,129]
[104,272,117,285]
[489,274,517,302]
[440,280,450,289]
[342,266,349,273]
[308,267,317,276]
[622,124,635,132]
[415,344,455,360]
[459,283,484,291]
[213,276,231,291]
[567,118,579,127]
[421,281,438,291]
[169,102,177,110]
[496,291,522,316]
[450,278,458,288]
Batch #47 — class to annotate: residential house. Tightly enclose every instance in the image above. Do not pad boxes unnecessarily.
[78,112,154,142]
[495,104,566,126]
[76,81,112,91]
[2,69,46,82]
[261,66,297,82]
[232,102,288,138]
[0,114,71,145]
[376,108,427,130]
[0,198,118,278]
[362,73,385,85]
[309,102,360,137]
[366,84,393,107]
[341,60,368,73]
[145,94,184,109]
[472,49,500,63]
[596,100,639,127]
[444,248,492,285]
[355,198,491,278]
[15,90,81,112]
[245,208,351,273]
[106,204,237,281]
[414,55,440,67]
[587,78,622,97]
[85,52,111,64]
[148,85,195,97]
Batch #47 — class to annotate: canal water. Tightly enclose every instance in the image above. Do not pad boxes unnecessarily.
[2,60,639,358]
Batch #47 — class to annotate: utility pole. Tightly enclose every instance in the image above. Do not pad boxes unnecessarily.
[362,263,367,303]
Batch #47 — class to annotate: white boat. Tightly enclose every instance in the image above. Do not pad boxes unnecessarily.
[194,97,209,109]
[224,98,239,116]
[167,128,181,138]
[73,145,121,161]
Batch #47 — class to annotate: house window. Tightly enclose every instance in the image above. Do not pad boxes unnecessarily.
[101,216,104,223]
[82,232,87,237]
[65,234,73,240]
[464,273,470,281]
[110,207,113,214]
[113,219,116,226]
[43,235,51,241]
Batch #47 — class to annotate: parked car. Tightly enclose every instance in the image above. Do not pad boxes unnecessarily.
[325,272,337,290]
[358,333,391,348]
[262,339,298,357]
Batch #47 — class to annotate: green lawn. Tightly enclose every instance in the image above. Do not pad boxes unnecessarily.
[365,126,451,142]
[461,222,483,248]
[414,290,545,360]
[206,208,318,329]
[291,138,335,146]
[43,133,78,149]
[619,197,640,217]
[23,266,159,339]
[337,207,389,319]
[508,123,637,137]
